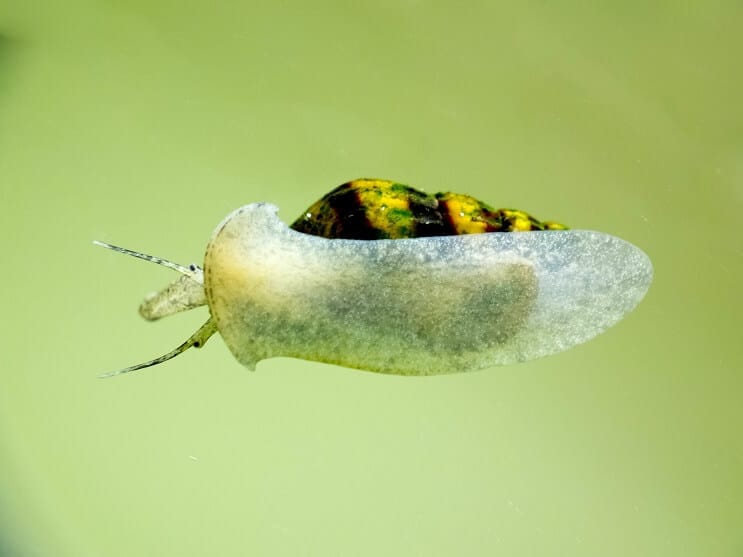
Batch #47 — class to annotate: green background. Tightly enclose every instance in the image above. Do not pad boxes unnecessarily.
[0,1,741,555]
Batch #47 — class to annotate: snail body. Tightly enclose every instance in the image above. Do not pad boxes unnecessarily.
[96,179,653,377]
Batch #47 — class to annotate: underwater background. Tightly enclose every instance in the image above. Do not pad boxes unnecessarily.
[0,1,740,555]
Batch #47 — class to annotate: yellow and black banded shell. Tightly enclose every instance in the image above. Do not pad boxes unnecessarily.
[290,179,567,240]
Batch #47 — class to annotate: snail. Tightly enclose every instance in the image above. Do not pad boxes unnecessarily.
[96,178,653,377]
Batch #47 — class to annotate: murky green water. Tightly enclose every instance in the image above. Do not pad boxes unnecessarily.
[0,2,740,556]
